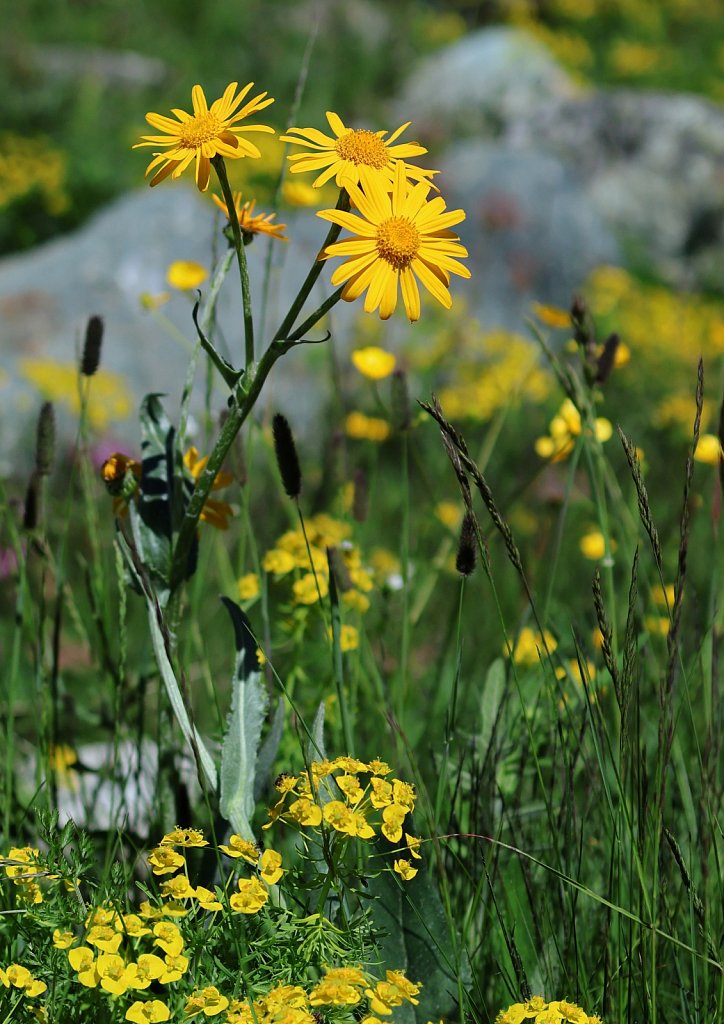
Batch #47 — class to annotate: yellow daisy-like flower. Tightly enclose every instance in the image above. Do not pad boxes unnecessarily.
[351,346,397,380]
[319,164,469,322]
[134,82,275,192]
[184,447,234,530]
[212,192,288,241]
[280,111,435,189]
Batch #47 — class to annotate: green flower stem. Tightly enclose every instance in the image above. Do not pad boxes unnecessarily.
[272,188,350,342]
[212,155,255,367]
[169,281,345,591]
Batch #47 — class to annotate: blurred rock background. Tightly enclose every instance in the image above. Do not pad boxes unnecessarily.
[1,0,722,461]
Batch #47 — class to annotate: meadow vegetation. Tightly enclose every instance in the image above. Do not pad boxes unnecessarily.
[1,14,723,1024]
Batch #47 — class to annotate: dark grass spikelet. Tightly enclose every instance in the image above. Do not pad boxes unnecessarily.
[592,568,620,697]
[455,510,478,576]
[620,547,639,751]
[23,473,39,531]
[390,368,411,432]
[717,386,724,494]
[81,315,104,376]
[419,395,524,577]
[596,332,620,385]
[352,467,368,523]
[618,427,663,573]
[35,401,55,477]
[272,413,302,499]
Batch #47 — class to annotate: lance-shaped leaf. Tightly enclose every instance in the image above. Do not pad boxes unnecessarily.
[219,599,268,841]
[136,394,198,587]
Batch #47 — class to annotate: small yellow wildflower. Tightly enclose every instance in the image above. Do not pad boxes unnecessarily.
[160,826,208,847]
[262,548,296,575]
[194,886,223,911]
[535,399,612,462]
[381,803,407,843]
[183,448,234,531]
[508,627,557,667]
[579,530,617,561]
[328,624,360,652]
[185,986,230,1018]
[140,291,171,310]
[393,858,418,880]
[53,929,75,949]
[694,433,722,465]
[532,302,570,329]
[259,849,284,885]
[351,346,397,380]
[218,835,260,863]
[96,952,134,995]
[237,573,260,600]
[229,877,269,914]
[134,82,275,192]
[435,501,462,530]
[212,191,287,241]
[126,1000,171,1023]
[147,846,185,875]
[345,411,390,442]
[292,572,329,604]
[152,922,184,958]
[160,875,196,900]
[285,797,323,827]
[282,180,321,207]
[166,260,208,290]
[652,583,675,608]
[309,977,362,1006]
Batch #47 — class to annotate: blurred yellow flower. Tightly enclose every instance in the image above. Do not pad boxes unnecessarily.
[532,302,570,329]
[694,433,722,465]
[328,624,360,652]
[351,346,397,380]
[281,180,321,207]
[579,529,617,560]
[19,359,132,430]
[293,572,329,605]
[262,548,296,575]
[508,627,557,666]
[535,398,612,462]
[166,260,208,290]
[183,447,234,530]
[652,583,675,608]
[237,573,260,600]
[435,501,462,530]
[345,411,390,442]
[140,291,171,310]
[134,82,275,192]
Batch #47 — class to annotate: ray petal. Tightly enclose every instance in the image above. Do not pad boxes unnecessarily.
[191,85,208,116]
[400,266,421,322]
[326,112,348,138]
[411,257,452,309]
[316,209,377,237]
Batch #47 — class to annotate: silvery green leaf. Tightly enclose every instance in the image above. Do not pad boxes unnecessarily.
[219,599,267,841]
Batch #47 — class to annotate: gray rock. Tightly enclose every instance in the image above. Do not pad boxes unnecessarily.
[394,26,579,142]
[438,142,619,328]
[395,27,724,292]
[0,184,345,466]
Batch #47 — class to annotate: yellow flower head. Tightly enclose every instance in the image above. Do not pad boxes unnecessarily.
[508,627,557,667]
[259,849,284,885]
[229,877,269,914]
[160,827,208,848]
[134,82,275,192]
[218,834,261,863]
[126,1000,171,1023]
[281,111,435,189]
[237,573,260,601]
[532,302,570,329]
[694,433,722,465]
[212,191,287,241]
[185,986,230,1018]
[393,858,418,881]
[319,163,469,322]
[166,260,208,290]
[345,411,390,442]
[351,346,397,380]
[579,530,617,561]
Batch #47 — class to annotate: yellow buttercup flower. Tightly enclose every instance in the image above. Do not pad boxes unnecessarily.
[508,627,557,666]
[345,411,390,442]
[212,191,287,241]
[259,849,284,885]
[393,858,418,880]
[319,163,469,322]
[535,399,612,462]
[579,530,617,561]
[351,346,397,380]
[694,433,722,465]
[281,111,435,189]
[328,624,360,652]
[229,877,269,914]
[166,259,208,290]
[184,448,234,531]
[134,82,275,192]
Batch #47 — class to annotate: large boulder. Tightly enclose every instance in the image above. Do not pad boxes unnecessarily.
[0,185,342,467]
[395,27,724,294]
